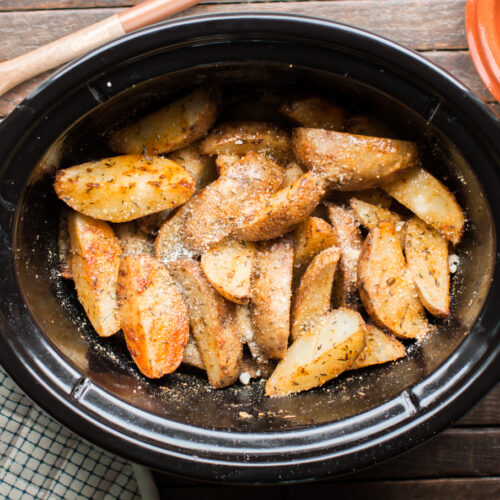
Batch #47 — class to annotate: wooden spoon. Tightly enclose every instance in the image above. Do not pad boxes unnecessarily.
[0,0,201,98]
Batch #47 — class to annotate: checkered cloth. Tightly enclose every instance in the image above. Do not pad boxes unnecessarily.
[0,365,140,499]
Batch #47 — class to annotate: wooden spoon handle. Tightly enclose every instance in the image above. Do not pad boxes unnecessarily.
[0,0,200,99]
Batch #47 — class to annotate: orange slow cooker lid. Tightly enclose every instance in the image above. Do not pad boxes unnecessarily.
[466,0,500,101]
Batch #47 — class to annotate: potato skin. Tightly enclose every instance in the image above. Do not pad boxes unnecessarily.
[250,236,294,360]
[118,255,189,378]
[183,152,284,253]
[169,259,242,388]
[54,155,195,223]
[114,222,154,257]
[68,212,122,337]
[357,221,430,340]
[405,217,450,317]
[109,87,220,155]
[292,128,420,190]
[200,120,290,162]
[233,172,327,241]
[280,97,347,131]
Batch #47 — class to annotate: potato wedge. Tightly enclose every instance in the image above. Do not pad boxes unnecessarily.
[183,334,205,370]
[291,246,341,341]
[167,141,218,190]
[200,121,290,161]
[183,152,284,253]
[67,212,121,336]
[235,304,273,373]
[405,217,450,317]
[326,204,363,299]
[292,128,420,190]
[154,206,197,265]
[108,87,219,155]
[350,197,406,246]
[293,216,337,269]
[265,308,366,396]
[382,167,465,245]
[200,240,256,304]
[118,255,189,378]
[114,222,154,257]
[215,154,240,176]
[251,236,294,360]
[280,97,347,131]
[345,114,394,138]
[169,259,242,388]
[54,155,196,223]
[357,221,430,339]
[282,161,304,188]
[350,325,406,369]
[58,208,72,279]
[233,172,327,241]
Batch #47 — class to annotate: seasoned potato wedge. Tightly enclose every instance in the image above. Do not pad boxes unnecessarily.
[326,204,363,300]
[67,212,121,336]
[291,246,341,341]
[358,221,430,339]
[115,222,154,257]
[233,172,327,241]
[292,128,420,190]
[351,325,406,369]
[183,334,205,370]
[215,154,240,176]
[282,161,304,188]
[265,308,366,396]
[350,197,406,246]
[154,206,197,265]
[280,97,347,131]
[293,216,337,269]
[200,121,290,161]
[350,197,404,230]
[251,236,294,360]
[235,305,274,376]
[54,155,196,223]
[405,217,450,317]
[109,87,219,155]
[169,259,242,388]
[167,141,218,190]
[201,240,256,304]
[345,114,394,138]
[58,208,72,279]
[382,167,465,245]
[183,152,283,253]
[118,255,189,378]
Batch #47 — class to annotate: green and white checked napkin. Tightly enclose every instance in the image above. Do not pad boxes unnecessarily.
[0,365,141,499]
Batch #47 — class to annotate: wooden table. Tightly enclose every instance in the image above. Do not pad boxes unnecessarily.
[1,1,499,497]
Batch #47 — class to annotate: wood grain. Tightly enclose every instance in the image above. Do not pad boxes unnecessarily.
[459,383,500,426]
[153,478,500,498]
[0,1,467,61]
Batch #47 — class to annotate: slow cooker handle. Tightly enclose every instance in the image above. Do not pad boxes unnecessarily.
[0,0,201,99]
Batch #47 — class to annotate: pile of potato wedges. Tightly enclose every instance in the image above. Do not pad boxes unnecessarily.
[54,86,465,396]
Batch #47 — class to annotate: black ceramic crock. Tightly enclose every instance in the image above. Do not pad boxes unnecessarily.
[0,14,499,484]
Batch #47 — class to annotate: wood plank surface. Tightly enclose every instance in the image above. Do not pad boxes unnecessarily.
[0,0,467,60]
[153,478,500,498]
[459,383,500,426]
